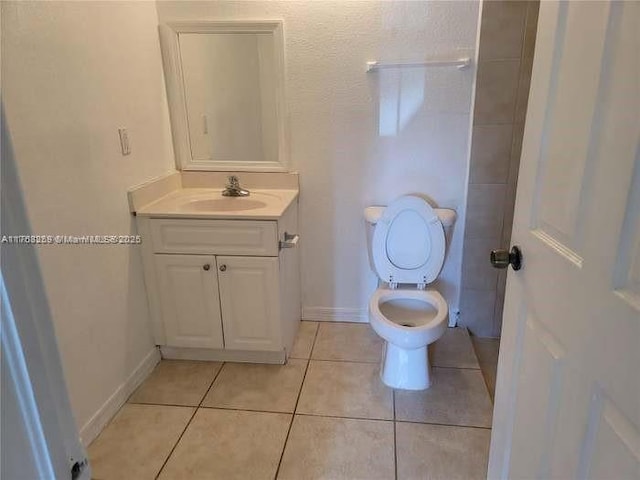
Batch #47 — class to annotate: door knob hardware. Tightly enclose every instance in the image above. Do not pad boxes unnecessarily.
[219,264,227,272]
[202,264,211,271]
[490,246,523,271]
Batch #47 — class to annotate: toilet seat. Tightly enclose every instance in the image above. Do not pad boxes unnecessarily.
[369,287,448,350]
[371,196,445,285]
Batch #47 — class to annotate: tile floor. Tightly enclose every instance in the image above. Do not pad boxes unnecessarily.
[89,323,494,480]
[470,336,500,402]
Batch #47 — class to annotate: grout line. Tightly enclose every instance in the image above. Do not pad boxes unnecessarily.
[198,362,227,407]
[293,412,394,423]
[129,400,205,409]
[126,400,489,430]
[431,364,482,371]
[273,358,313,479]
[306,357,379,365]
[153,362,226,480]
[198,405,294,416]
[307,322,321,360]
[393,390,398,480]
[394,418,492,430]
[274,325,320,479]
[392,389,396,421]
[130,400,489,431]
[153,407,198,480]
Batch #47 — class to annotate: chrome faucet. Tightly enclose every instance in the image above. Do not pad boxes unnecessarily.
[222,175,250,197]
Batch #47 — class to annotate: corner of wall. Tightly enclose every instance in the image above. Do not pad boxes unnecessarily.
[79,347,160,446]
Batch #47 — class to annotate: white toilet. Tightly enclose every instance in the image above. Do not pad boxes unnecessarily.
[364,195,456,390]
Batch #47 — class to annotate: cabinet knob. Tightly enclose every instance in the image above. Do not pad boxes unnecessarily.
[219,264,227,272]
[203,264,211,271]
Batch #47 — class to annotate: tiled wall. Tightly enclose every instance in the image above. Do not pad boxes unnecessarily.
[460,1,539,338]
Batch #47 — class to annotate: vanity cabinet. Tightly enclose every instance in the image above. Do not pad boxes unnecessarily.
[154,254,281,352]
[137,203,300,364]
[217,256,280,351]
[154,254,224,349]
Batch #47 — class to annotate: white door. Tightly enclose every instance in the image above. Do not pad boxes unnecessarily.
[155,254,224,349]
[2,110,91,479]
[489,1,639,479]
[217,256,281,351]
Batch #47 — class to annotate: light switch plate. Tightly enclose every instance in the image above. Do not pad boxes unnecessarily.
[118,128,131,156]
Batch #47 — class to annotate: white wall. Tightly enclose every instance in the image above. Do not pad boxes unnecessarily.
[157,1,479,321]
[2,1,174,439]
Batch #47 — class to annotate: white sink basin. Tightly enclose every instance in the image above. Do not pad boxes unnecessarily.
[179,198,268,212]
[175,191,280,213]
[135,187,298,219]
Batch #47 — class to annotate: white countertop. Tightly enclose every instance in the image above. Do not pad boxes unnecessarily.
[135,188,298,220]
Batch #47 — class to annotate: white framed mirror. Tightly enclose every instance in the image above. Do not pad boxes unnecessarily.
[159,21,287,171]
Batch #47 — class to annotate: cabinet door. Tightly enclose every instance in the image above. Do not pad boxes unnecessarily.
[154,254,223,349]
[217,256,281,351]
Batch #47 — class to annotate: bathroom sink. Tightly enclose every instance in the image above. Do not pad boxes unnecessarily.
[179,197,268,212]
[134,187,298,219]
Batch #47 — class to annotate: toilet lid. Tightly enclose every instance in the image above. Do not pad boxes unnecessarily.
[372,195,445,285]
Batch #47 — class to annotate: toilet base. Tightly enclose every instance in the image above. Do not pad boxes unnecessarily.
[380,342,432,390]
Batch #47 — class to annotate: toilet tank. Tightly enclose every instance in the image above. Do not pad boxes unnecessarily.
[363,206,456,273]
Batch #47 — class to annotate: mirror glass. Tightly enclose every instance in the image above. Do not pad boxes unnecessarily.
[179,33,277,164]
[160,22,286,171]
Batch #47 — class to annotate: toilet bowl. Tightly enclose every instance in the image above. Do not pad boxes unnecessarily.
[364,195,456,390]
[370,288,448,389]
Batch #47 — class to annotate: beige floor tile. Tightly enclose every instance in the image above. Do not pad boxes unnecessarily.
[395,367,493,427]
[89,404,194,480]
[277,415,395,480]
[311,322,383,362]
[471,336,500,365]
[128,360,222,407]
[480,361,498,402]
[396,422,491,480]
[430,327,480,369]
[471,336,500,402]
[290,321,319,359]
[297,360,393,420]
[158,409,290,480]
[201,359,307,413]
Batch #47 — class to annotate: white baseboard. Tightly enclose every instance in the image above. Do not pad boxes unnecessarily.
[79,346,160,446]
[302,307,368,323]
[160,346,286,364]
